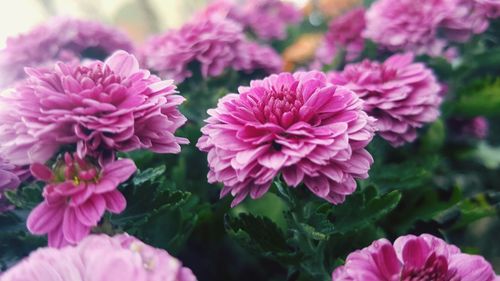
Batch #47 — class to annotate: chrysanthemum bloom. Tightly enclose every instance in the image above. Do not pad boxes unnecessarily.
[311,8,366,69]
[233,41,283,75]
[332,234,498,281]
[1,234,197,281]
[475,0,500,18]
[329,53,442,147]
[197,71,376,207]
[0,51,188,166]
[0,159,21,212]
[140,17,282,83]
[364,0,490,56]
[198,0,302,41]
[0,17,133,88]
[26,153,136,247]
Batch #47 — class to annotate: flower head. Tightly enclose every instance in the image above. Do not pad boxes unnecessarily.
[363,0,489,56]
[475,0,500,18]
[27,153,136,247]
[0,17,134,88]
[140,17,282,83]
[1,234,197,281]
[449,116,489,140]
[329,53,442,146]
[312,7,366,68]
[332,234,498,281]
[197,71,376,207]
[199,0,302,41]
[0,51,188,166]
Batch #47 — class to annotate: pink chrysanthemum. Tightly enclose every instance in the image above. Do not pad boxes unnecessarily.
[26,153,136,247]
[199,0,302,41]
[1,234,197,281]
[332,234,498,281]
[0,158,21,212]
[0,17,134,88]
[364,0,490,56]
[312,8,366,69]
[0,51,188,166]
[197,71,376,207]
[475,0,500,18]
[140,17,282,83]
[449,116,489,140]
[329,53,442,147]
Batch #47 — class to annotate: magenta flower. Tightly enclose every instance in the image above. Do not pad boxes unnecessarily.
[329,53,442,147]
[197,71,376,207]
[0,17,133,88]
[363,0,490,56]
[332,234,498,281]
[0,159,21,212]
[476,0,500,18]
[26,153,136,247]
[312,8,366,69]
[1,234,197,281]
[199,0,302,41]
[449,116,489,140]
[140,17,282,83]
[0,51,188,166]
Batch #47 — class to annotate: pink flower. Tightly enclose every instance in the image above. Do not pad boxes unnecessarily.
[0,159,21,212]
[475,0,500,18]
[26,153,136,247]
[329,53,442,147]
[197,71,376,207]
[0,51,188,166]
[1,234,197,281]
[312,8,366,68]
[139,17,282,83]
[364,0,490,56]
[0,17,134,88]
[332,234,498,281]
[449,116,489,140]
[198,0,302,41]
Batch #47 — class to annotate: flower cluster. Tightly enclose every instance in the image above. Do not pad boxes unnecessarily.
[0,17,134,88]
[199,0,302,40]
[332,234,499,281]
[197,71,376,206]
[363,0,495,56]
[0,51,188,166]
[139,17,283,83]
[329,53,442,146]
[312,7,366,68]
[1,234,197,281]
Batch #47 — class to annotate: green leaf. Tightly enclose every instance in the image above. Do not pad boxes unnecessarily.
[4,183,43,209]
[225,213,302,265]
[447,193,498,230]
[132,165,166,186]
[450,78,500,117]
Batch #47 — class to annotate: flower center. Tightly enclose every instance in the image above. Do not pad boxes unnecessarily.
[55,153,99,184]
[253,88,304,128]
[74,65,121,87]
[400,253,460,281]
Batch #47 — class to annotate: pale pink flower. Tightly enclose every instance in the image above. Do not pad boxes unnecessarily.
[329,53,442,147]
[0,51,188,166]
[197,71,376,207]
[26,153,136,247]
[1,234,197,281]
[332,234,498,281]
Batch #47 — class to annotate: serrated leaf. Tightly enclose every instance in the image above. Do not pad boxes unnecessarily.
[4,183,43,209]
[132,165,166,186]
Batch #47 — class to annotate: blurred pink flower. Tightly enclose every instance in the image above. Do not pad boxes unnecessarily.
[364,0,491,56]
[332,234,498,281]
[329,53,442,147]
[0,51,188,166]
[27,153,136,247]
[1,234,197,281]
[476,0,500,18]
[312,8,366,69]
[0,17,134,88]
[139,17,282,83]
[449,116,489,140]
[199,0,302,40]
[197,71,376,207]
[0,159,21,212]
